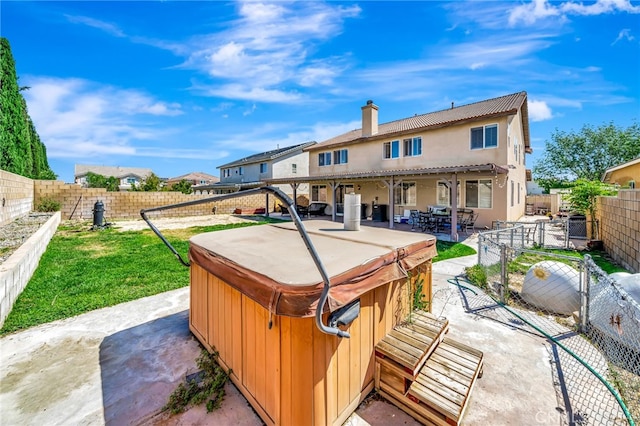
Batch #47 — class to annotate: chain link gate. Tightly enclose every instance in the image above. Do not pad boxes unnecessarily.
[475,227,638,425]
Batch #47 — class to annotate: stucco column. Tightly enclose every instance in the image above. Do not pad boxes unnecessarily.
[451,173,459,242]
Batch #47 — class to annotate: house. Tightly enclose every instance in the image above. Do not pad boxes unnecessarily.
[266,92,531,240]
[194,142,316,201]
[602,157,639,188]
[74,164,153,191]
[165,172,219,187]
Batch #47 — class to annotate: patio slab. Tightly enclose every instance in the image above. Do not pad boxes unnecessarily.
[0,233,560,426]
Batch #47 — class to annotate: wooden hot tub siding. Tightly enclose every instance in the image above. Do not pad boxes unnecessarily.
[189,262,432,426]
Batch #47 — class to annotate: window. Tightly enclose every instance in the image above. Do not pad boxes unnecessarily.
[223,169,230,178]
[383,140,400,159]
[200,180,206,184]
[260,163,267,173]
[333,149,348,164]
[517,182,521,204]
[238,166,243,175]
[511,180,514,207]
[318,152,332,166]
[292,163,297,174]
[311,185,327,202]
[436,181,461,207]
[127,177,136,184]
[470,124,498,149]
[394,182,416,206]
[465,179,492,209]
[403,137,422,157]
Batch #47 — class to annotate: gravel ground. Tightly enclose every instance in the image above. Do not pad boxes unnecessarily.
[0,212,54,264]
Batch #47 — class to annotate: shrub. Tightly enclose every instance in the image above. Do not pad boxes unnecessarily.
[36,197,60,212]
[464,264,487,289]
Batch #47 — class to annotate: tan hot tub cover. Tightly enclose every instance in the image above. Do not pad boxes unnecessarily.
[189,220,437,318]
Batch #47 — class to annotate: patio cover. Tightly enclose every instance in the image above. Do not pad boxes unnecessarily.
[189,220,436,317]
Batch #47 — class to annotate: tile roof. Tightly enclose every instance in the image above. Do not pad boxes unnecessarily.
[218,141,317,169]
[74,164,153,179]
[166,171,219,183]
[310,91,529,150]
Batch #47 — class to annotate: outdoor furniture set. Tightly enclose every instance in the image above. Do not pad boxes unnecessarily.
[410,208,478,234]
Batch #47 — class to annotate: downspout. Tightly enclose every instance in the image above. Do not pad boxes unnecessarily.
[451,173,458,242]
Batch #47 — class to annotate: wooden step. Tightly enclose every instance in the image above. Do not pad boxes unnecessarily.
[374,311,449,381]
[405,337,484,426]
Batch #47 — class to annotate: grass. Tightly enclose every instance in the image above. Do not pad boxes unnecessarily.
[0,218,475,335]
[433,240,476,263]
[0,218,278,335]
[507,248,628,276]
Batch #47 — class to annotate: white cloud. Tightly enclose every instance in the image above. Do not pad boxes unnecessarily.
[528,100,553,121]
[243,104,257,116]
[183,1,361,102]
[22,76,189,160]
[65,15,125,37]
[508,0,640,27]
[612,28,636,44]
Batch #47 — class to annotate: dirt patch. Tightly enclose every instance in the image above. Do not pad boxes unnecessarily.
[112,215,255,232]
[0,213,54,264]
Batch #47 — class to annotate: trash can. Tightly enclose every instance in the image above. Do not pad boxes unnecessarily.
[372,204,388,222]
[568,214,587,239]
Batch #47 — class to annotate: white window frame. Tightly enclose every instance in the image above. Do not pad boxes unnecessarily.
[333,149,348,165]
[318,152,332,166]
[223,169,230,178]
[383,140,400,159]
[311,184,327,202]
[403,137,422,157]
[237,166,243,175]
[393,181,417,206]
[260,163,267,173]
[436,181,461,207]
[465,179,493,209]
[470,124,498,150]
[292,163,297,174]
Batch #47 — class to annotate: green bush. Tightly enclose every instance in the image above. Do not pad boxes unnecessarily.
[36,197,60,212]
[464,264,487,289]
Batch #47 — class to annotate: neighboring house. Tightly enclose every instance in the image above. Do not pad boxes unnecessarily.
[165,172,219,187]
[194,141,316,199]
[602,157,639,188]
[266,92,531,239]
[74,164,153,190]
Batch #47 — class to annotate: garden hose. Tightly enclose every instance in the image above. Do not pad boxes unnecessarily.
[447,276,635,426]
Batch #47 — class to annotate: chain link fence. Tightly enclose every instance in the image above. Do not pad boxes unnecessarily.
[490,217,596,250]
[475,227,639,425]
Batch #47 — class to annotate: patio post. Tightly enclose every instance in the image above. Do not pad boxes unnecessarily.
[451,173,459,241]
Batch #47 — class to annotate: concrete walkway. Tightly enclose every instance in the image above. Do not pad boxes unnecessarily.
[0,234,562,426]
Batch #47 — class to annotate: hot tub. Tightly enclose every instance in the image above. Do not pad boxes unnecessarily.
[188,220,436,426]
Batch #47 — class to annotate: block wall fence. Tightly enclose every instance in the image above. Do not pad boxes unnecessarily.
[0,170,34,226]
[33,181,276,220]
[596,190,640,273]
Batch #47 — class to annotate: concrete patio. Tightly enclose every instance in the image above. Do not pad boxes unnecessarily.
[0,225,567,426]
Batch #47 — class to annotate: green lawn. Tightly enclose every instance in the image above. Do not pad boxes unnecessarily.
[1,220,475,335]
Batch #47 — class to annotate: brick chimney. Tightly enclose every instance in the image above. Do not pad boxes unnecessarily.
[361,100,378,137]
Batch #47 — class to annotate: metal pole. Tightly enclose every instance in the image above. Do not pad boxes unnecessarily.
[579,255,591,333]
[500,244,507,303]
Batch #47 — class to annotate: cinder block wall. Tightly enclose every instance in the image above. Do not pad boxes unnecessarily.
[33,181,273,220]
[597,190,640,273]
[0,170,34,226]
[0,212,61,327]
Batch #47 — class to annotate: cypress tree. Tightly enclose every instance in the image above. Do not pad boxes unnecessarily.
[1,37,56,179]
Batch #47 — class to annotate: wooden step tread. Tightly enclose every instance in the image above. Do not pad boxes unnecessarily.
[375,311,449,379]
[406,336,484,426]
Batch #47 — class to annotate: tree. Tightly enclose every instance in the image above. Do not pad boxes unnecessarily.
[170,179,193,194]
[0,37,56,179]
[131,172,163,192]
[86,172,119,191]
[566,179,616,240]
[533,122,640,192]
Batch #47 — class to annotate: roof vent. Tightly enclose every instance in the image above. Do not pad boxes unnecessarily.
[366,100,373,105]
[451,102,454,109]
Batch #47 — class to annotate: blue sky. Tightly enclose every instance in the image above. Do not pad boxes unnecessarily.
[3,0,639,183]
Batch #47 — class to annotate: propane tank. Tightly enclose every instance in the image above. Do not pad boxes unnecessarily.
[93,200,105,228]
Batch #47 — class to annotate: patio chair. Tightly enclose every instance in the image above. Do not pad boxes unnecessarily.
[308,202,328,216]
[461,213,479,234]
[279,204,290,216]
